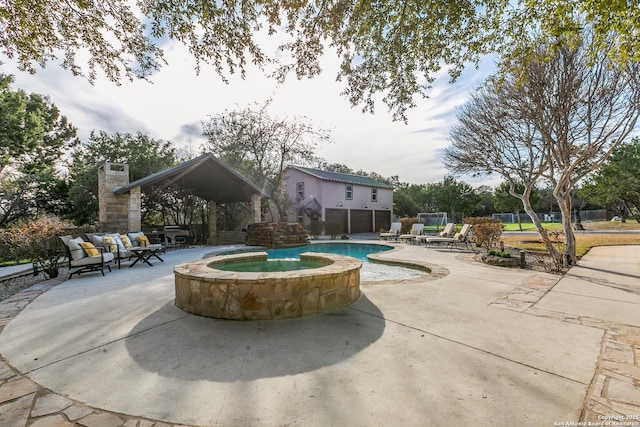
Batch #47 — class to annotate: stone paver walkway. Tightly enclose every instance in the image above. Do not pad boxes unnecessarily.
[492,255,640,423]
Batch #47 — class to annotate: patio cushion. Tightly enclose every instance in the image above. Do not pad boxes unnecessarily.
[120,234,134,249]
[70,252,115,267]
[102,236,118,252]
[67,237,86,260]
[136,235,150,247]
[79,242,100,257]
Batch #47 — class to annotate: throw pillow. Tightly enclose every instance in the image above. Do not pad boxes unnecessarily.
[102,236,117,252]
[67,237,86,260]
[127,231,144,246]
[136,235,150,247]
[120,235,133,249]
[79,241,100,257]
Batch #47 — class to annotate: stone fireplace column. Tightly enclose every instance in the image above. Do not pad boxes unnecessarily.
[98,162,140,232]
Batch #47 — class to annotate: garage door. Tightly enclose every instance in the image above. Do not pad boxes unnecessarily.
[324,209,348,234]
[350,209,373,233]
[374,210,391,232]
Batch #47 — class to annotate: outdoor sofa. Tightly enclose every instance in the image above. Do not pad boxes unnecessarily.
[60,235,115,278]
[86,232,164,268]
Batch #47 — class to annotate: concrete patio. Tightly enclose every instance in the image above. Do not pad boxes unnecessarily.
[0,243,639,426]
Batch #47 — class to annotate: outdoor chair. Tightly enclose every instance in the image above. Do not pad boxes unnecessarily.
[438,222,456,238]
[398,223,424,244]
[415,222,456,245]
[86,232,137,269]
[424,223,473,250]
[380,222,402,241]
[60,235,115,278]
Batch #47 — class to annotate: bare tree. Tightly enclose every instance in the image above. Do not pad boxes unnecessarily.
[202,101,330,221]
[446,27,640,267]
[526,33,640,265]
[445,82,562,264]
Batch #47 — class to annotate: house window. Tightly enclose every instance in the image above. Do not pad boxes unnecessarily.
[296,182,304,200]
[371,188,378,202]
[296,209,304,224]
[345,184,353,200]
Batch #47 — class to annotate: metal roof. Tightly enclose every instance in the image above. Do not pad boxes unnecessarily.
[287,166,394,189]
[113,153,269,202]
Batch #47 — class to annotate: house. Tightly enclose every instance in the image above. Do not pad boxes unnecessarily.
[283,166,394,234]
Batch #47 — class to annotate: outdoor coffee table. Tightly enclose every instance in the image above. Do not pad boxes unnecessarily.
[129,245,165,267]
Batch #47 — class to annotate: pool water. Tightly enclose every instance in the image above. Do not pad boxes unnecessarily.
[222,242,425,282]
[257,243,394,261]
[215,259,324,272]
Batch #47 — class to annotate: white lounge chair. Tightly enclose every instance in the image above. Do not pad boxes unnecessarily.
[380,222,402,241]
[415,222,456,244]
[438,222,456,238]
[398,223,424,244]
[424,223,473,249]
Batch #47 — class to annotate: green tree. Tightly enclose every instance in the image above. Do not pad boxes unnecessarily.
[4,2,637,120]
[581,138,640,223]
[0,74,78,173]
[202,102,329,221]
[0,74,78,226]
[393,183,428,218]
[473,185,495,217]
[66,131,176,226]
[424,177,480,222]
[494,182,540,231]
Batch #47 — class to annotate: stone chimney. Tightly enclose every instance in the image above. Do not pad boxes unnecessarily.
[98,162,141,232]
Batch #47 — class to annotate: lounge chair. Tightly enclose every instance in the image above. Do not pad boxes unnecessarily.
[398,223,424,244]
[60,235,115,278]
[380,222,402,241]
[424,223,473,249]
[415,222,456,244]
[438,222,456,238]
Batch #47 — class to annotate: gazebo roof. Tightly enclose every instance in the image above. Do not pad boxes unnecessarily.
[113,153,269,202]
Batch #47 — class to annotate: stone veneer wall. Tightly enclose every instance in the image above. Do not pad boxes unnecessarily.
[245,222,309,248]
[174,252,361,320]
[98,162,141,232]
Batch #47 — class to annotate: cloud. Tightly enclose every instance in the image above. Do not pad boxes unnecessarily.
[177,122,203,138]
[1,38,497,187]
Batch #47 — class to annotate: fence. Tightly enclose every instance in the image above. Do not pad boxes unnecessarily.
[492,209,608,223]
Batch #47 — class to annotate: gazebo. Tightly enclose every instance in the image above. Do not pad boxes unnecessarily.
[99,154,269,244]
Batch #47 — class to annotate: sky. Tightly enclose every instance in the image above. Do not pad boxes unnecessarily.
[1,37,498,187]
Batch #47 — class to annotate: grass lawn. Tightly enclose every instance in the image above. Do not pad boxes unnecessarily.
[500,220,640,258]
[502,222,564,231]
[0,259,31,268]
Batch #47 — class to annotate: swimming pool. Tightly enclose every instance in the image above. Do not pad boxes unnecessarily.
[262,242,394,261]
[224,242,426,282]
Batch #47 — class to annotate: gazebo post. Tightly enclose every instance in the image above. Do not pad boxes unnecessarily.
[251,194,261,223]
[208,200,217,245]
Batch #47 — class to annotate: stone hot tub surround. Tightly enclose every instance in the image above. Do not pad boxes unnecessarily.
[174,252,362,320]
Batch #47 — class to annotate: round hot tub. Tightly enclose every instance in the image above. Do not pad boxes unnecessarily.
[174,252,362,320]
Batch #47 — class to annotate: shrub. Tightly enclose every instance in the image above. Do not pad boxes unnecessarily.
[307,221,323,239]
[464,217,505,249]
[488,250,511,258]
[325,221,343,239]
[400,217,422,234]
[0,218,66,279]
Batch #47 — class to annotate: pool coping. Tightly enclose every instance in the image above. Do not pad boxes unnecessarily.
[204,241,447,285]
